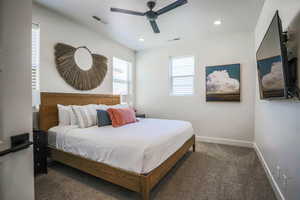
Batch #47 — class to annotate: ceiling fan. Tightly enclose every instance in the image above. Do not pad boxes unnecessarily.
[110,0,188,33]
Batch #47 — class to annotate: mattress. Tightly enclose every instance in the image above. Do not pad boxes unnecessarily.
[48,118,194,174]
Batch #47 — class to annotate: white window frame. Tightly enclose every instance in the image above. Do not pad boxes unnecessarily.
[169,55,195,96]
[32,23,40,91]
[112,57,132,96]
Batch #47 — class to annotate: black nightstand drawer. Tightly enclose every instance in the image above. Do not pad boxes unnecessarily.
[34,133,47,146]
[34,145,47,156]
[136,114,146,118]
[33,130,48,175]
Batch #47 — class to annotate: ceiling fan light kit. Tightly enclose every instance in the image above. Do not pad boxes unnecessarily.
[110,0,188,34]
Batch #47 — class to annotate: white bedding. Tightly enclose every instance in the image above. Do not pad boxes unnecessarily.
[48,118,194,174]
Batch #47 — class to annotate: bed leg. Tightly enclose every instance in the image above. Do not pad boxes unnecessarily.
[192,135,196,152]
[140,175,150,200]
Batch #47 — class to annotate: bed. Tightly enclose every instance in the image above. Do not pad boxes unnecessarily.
[39,92,195,200]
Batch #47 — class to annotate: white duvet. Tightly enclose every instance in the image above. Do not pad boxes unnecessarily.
[49,118,194,174]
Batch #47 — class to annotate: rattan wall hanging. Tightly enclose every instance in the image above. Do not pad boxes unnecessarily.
[54,43,108,91]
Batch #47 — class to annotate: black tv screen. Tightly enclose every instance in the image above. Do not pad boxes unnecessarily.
[256,11,288,99]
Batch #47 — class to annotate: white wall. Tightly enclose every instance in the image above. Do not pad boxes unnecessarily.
[254,1,300,199]
[0,0,34,200]
[136,32,256,142]
[32,3,136,98]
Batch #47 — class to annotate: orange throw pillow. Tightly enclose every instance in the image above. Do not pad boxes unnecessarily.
[107,108,137,127]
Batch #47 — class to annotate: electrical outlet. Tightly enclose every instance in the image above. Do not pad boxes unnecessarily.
[276,166,281,179]
[282,174,288,186]
[282,173,288,197]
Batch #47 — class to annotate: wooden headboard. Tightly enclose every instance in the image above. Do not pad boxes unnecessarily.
[39,92,120,131]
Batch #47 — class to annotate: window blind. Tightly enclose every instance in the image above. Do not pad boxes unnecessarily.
[170,56,195,95]
[113,57,131,95]
[32,24,40,91]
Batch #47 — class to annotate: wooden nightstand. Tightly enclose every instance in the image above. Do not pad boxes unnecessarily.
[33,130,48,175]
[136,114,146,118]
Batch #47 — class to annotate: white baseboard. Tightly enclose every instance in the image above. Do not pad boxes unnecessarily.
[253,143,285,200]
[0,141,10,163]
[196,136,253,148]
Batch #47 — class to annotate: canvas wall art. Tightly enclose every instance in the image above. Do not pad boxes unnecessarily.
[206,64,241,102]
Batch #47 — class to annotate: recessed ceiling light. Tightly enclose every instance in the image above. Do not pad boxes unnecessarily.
[139,38,145,42]
[214,20,222,25]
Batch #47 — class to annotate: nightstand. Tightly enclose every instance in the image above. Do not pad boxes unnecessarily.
[136,114,146,118]
[33,130,48,175]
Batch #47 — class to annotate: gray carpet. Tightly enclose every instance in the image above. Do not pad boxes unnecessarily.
[35,142,276,200]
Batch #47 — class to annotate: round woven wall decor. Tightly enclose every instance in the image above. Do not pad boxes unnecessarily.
[54,43,108,91]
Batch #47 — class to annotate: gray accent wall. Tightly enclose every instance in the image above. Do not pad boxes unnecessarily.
[254,0,300,199]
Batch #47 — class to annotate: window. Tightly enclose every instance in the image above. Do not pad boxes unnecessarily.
[113,57,131,95]
[32,24,40,91]
[170,56,195,95]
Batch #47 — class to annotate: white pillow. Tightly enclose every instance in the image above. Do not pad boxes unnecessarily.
[95,104,109,111]
[69,107,78,126]
[72,105,94,128]
[86,104,109,126]
[109,104,130,109]
[57,104,77,126]
[86,104,98,126]
[57,104,71,126]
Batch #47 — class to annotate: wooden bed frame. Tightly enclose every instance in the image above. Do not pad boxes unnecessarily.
[39,92,195,200]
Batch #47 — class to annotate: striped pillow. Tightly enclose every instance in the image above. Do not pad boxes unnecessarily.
[72,105,93,128]
[57,104,77,126]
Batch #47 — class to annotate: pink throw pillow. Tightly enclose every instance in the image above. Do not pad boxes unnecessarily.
[107,108,137,127]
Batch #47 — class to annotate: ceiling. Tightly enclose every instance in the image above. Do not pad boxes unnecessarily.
[35,0,265,51]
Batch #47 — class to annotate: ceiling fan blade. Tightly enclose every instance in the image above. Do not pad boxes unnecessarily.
[150,20,160,33]
[110,8,145,16]
[156,0,188,16]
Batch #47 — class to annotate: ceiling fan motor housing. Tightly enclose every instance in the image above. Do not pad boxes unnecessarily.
[147,1,156,10]
[146,11,158,21]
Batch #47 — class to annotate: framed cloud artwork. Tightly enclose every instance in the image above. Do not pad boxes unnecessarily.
[206,64,241,102]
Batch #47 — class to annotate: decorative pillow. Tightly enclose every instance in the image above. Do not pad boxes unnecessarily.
[96,110,112,127]
[107,108,137,128]
[72,105,94,128]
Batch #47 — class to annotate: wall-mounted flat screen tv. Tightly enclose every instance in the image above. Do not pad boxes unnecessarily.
[256,11,289,99]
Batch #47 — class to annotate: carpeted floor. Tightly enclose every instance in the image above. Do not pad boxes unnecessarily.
[35,142,276,200]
